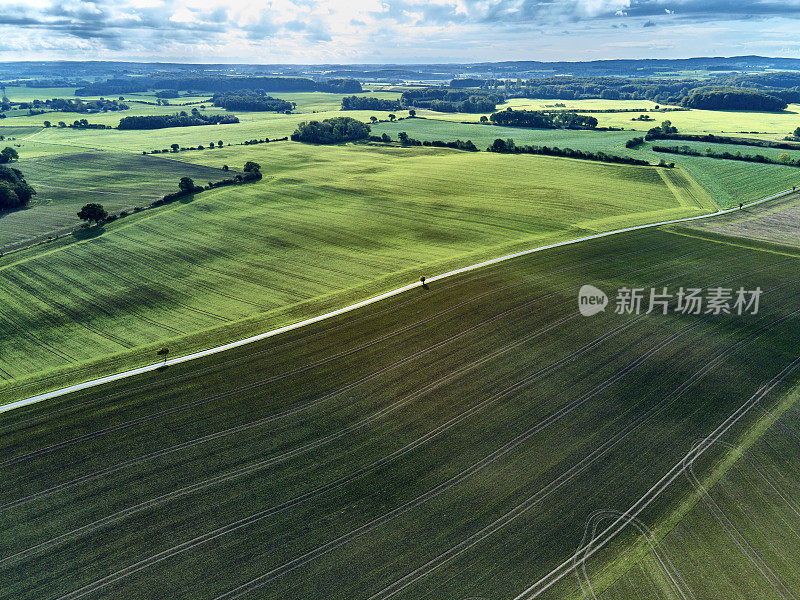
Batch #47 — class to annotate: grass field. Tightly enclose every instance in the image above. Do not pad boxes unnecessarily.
[0,152,230,250]
[1,226,798,600]
[0,142,713,393]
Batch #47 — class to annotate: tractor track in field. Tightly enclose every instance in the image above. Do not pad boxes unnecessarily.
[574,509,694,600]
[54,275,797,600]
[511,351,800,600]
[685,454,797,600]
[0,240,694,465]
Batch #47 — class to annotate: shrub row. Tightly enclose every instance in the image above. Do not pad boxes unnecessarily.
[652,145,800,167]
[487,138,663,166]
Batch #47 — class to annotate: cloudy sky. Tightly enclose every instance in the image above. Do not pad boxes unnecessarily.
[1,0,800,63]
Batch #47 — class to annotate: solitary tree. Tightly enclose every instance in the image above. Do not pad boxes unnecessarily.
[170,143,180,152]
[157,346,169,364]
[179,177,195,193]
[370,116,378,123]
[43,120,51,127]
[243,161,261,173]
[388,113,396,121]
[209,142,215,148]
[480,115,488,123]
[222,164,229,171]
[408,109,416,117]
[779,152,792,164]
[77,203,108,225]
[218,140,223,147]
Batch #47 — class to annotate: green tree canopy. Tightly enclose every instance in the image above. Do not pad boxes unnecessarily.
[77,203,108,225]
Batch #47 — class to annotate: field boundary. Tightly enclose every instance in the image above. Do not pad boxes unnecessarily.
[1,186,795,415]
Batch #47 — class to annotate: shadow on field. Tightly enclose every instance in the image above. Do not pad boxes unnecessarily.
[72,225,105,241]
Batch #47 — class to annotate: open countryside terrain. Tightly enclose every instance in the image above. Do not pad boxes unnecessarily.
[0,152,230,249]
[1,224,799,600]
[0,142,712,396]
[3,65,800,600]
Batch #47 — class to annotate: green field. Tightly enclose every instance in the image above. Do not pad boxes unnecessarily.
[0,152,230,250]
[580,384,800,600]
[0,142,713,395]
[370,119,800,207]
[1,225,798,600]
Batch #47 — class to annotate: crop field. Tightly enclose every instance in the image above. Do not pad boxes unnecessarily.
[1,227,799,600]
[417,97,800,137]
[586,384,800,600]
[589,104,800,136]
[370,118,635,152]
[0,142,713,393]
[0,152,230,250]
[681,192,800,250]
[370,119,800,208]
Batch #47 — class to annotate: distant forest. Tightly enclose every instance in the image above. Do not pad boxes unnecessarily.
[450,71,800,110]
[75,76,362,96]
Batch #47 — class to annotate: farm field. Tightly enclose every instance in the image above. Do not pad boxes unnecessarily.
[681,192,800,250]
[0,143,713,397]
[1,227,799,600]
[584,383,800,600]
[370,119,800,207]
[10,108,406,152]
[0,152,230,250]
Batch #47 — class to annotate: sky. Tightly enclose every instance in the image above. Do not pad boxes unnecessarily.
[1,0,800,64]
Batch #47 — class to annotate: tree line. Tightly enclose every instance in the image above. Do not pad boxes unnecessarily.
[681,87,787,111]
[384,132,479,151]
[211,90,296,112]
[340,96,403,111]
[646,130,800,151]
[489,108,599,130]
[448,72,800,108]
[14,97,128,113]
[487,138,658,166]
[118,109,239,130]
[400,89,503,113]
[76,76,361,96]
[291,117,371,144]
[652,145,800,167]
